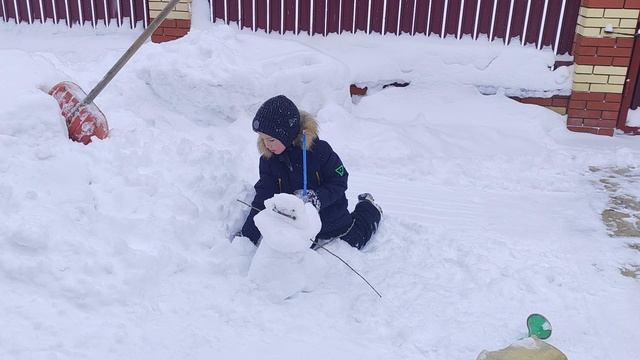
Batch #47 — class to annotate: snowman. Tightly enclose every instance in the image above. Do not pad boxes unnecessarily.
[247,193,327,301]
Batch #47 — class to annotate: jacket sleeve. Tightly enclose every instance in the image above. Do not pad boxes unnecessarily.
[241,158,277,244]
[315,141,348,210]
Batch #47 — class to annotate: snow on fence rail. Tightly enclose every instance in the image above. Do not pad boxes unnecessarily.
[209,0,581,55]
[0,0,147,27]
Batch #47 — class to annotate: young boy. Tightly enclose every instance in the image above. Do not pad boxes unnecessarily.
[236,95,382,249]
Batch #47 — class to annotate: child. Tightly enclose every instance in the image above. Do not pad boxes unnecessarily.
[236,95,382,249]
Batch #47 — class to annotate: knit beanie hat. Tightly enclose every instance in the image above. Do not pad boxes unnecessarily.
[252,95,301,146]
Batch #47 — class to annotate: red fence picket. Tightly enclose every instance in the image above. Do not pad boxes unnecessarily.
[632,68,640,110]
[0,0,147,27]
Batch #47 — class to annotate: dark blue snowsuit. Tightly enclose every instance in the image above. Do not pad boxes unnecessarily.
[240,96,380,249]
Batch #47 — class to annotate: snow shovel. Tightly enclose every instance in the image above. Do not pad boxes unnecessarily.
[49,0,182,145]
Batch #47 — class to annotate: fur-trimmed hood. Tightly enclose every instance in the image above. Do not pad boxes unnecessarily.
[257,111,318,158]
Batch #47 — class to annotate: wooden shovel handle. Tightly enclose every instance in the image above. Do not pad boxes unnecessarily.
[80,0,183,106]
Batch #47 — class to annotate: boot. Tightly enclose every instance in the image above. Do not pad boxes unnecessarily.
[357,193,383,216]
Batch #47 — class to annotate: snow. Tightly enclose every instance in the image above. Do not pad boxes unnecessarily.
[511,336,538,349]
[1,1,640,359]
[627,108,640,127]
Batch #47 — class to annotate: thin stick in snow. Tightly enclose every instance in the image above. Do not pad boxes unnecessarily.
[313,240,382,298]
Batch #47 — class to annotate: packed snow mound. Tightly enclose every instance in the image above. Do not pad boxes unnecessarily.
[254,193,322,253]
[128,27,351,126]
[0,49,68,141]
[299,32,572,97]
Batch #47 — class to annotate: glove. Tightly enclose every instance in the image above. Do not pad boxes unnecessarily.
[293,189,321,210]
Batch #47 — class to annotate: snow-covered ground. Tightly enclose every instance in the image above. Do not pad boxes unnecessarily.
[1,2,639,359]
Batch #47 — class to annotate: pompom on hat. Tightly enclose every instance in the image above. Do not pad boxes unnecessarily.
[252,95,301,146]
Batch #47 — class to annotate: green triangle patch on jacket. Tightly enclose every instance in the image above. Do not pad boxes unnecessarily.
[335,165,345,176]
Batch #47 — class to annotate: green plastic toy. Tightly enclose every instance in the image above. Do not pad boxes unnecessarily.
[527,313,552,340]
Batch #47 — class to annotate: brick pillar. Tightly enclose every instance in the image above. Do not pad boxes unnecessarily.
[149,0,192,43]
[568,0,640,136]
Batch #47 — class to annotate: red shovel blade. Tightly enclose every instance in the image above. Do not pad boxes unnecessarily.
[49,81,109,145]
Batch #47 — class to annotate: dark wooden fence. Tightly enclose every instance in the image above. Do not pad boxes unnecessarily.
[632,73,639,110]
[0,0,147,27]
[209,0,581,55]
[1,0,583,56]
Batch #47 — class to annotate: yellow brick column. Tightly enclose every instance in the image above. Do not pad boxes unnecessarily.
[568,0,639,136]
[149,0,192,43]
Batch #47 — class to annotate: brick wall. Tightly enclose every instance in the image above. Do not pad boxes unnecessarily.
[149,0,192,43]
[511,96,571,115]
[567,0,640,136]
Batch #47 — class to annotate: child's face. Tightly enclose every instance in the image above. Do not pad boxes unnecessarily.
[260,133,286,155]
